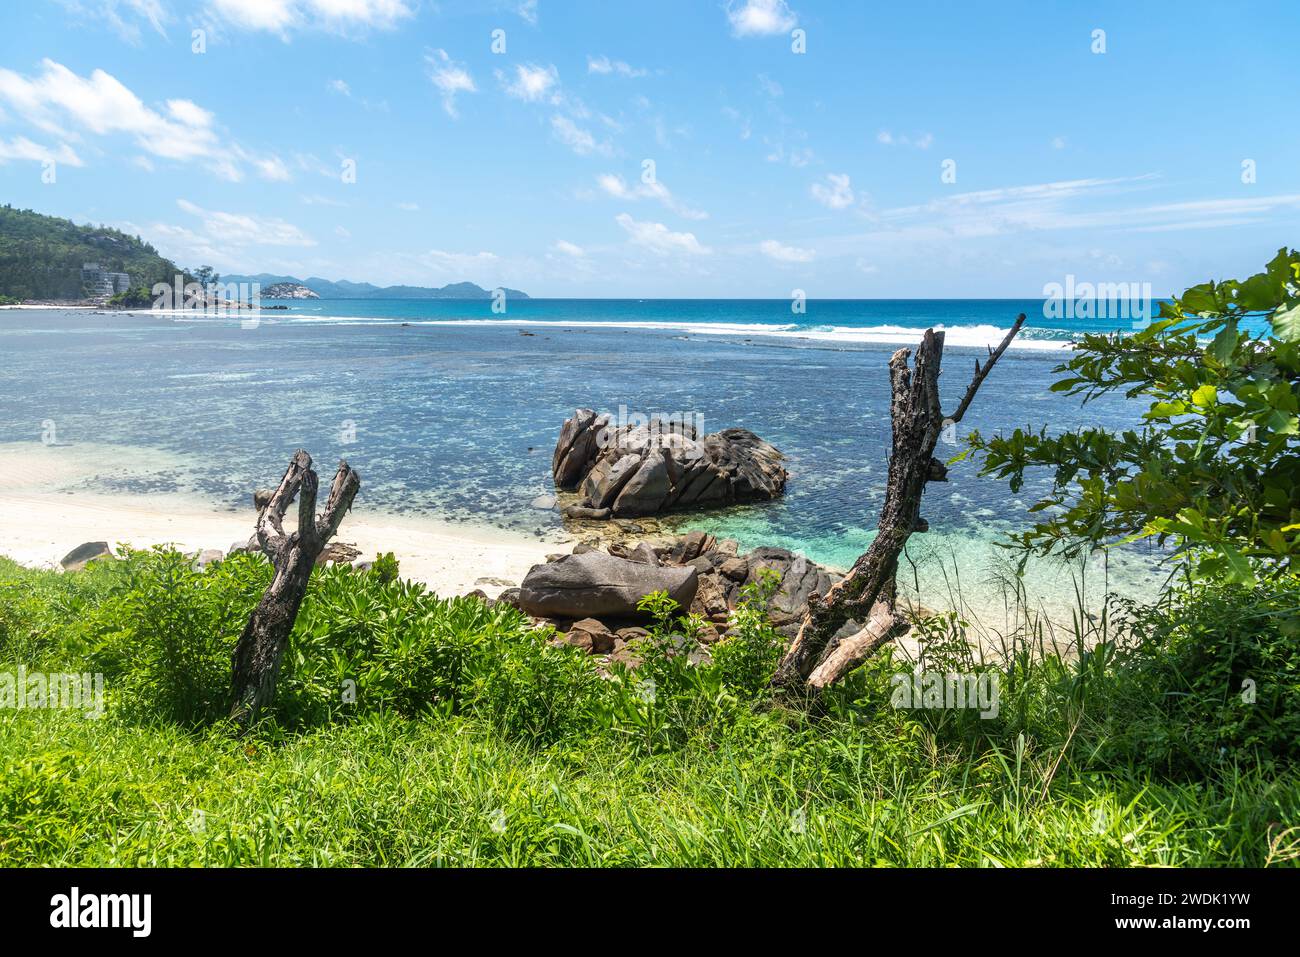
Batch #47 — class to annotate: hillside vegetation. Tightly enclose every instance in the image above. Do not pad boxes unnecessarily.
[0,205,182,301]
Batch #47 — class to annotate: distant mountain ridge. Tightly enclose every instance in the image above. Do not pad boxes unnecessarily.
[223,274,529,300]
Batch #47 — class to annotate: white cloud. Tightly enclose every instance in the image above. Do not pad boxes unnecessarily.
[1051,136,1067,150]
[0,59,281,181]
[552,114,612,156]
[209,0,298,32]
[819,175,1300,246]
[727,0,797,37]
[596,173,707,220]
[811,173,855,210]
[587,55,647,78]
[426,49,476,117]
[176,198,316,247]
[0,135,84,167]
[253,155,291,181]
[329,79,352,96]
[208,0,414,35]
[57,0,170,44]
[615,213,711,256]
[877,130,933,149]
[553,239,586,257]
[516,0,538,25]
[760,239,814,263]
[757,73,783,98]
[166,98,214,129]
[501,63,559,102]
[396,201,419,211]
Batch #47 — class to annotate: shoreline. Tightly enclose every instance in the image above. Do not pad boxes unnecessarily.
[0,441,561,596]
[0,440,1158,630]
[0,486,560,599]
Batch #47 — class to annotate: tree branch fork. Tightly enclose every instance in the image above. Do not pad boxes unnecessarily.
[231,449,360,725]
[771,315,1026,695]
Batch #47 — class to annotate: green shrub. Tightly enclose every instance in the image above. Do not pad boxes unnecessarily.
[709,570,786,699]
[1096,579,1300,773]
[85,548,266,727]
[370,552,399,585]
[283,565,603,741]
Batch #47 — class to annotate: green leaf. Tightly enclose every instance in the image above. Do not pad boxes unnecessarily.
[1147,400,1187,418]
[1179,282,1219,316]
[1218,545,1257,587]
[1235,271,1285,311]
[1190,384,1218,408]
[1208,321,1237,364]
[1270,301,1300,343]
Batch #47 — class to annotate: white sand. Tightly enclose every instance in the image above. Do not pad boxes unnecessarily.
[0,442,560,597]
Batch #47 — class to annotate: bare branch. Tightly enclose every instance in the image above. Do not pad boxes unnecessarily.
[296,468,319,547]
[255,449,313,560]
[947,313,1026,424]
[316,460,361,544]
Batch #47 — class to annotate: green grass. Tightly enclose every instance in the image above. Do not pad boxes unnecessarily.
[4,709,1295,867]
[0,552,1296,867]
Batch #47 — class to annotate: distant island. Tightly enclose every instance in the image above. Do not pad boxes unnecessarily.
[260,282,320,300]
[224,274,530,301]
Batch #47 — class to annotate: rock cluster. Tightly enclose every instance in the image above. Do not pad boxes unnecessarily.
[505,530,843,668]
[552,409,788,519]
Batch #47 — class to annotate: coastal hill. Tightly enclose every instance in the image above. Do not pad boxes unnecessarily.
[0,205,182,302]
[223,273,530,300]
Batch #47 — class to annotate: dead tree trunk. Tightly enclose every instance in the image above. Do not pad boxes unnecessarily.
[771,315,1025,695]
[229,450,360,725]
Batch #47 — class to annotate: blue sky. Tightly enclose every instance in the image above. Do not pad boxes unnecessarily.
[1,0,1297,297]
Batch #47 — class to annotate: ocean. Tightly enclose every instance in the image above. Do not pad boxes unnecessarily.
[0,299,1164,614]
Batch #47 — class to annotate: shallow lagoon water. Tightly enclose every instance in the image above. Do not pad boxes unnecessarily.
[0,302,1164,615]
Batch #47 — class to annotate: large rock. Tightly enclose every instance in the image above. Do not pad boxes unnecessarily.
[60,541,111,572]
[551,408,787,518]
[518,551,698,620]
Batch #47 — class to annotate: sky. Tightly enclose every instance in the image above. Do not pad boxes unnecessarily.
[0,0,1297,298]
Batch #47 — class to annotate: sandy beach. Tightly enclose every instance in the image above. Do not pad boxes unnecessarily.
[0,441,558,597]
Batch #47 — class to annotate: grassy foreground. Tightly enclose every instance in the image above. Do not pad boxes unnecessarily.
[1,551,1296,867]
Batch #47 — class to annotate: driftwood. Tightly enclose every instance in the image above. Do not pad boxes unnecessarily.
[771,315,1026,694]
[229,450,360,725]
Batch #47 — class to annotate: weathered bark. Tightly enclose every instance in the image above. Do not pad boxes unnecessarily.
[229,450,360,725]
[771,315,1025,694]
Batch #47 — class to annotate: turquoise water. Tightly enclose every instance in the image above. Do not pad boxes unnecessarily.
[0,300,1165,610]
